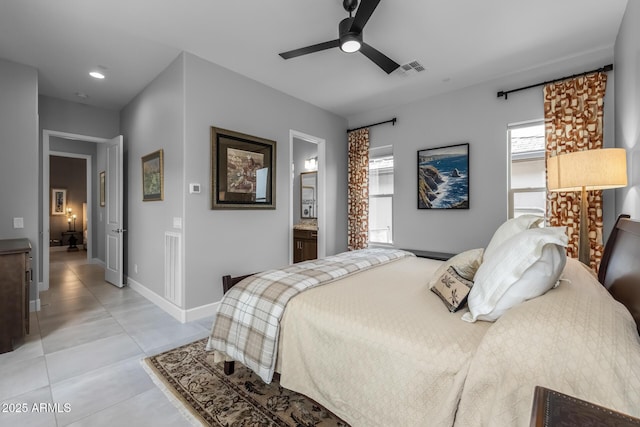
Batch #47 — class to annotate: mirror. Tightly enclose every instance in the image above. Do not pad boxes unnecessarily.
[300,171,317,219]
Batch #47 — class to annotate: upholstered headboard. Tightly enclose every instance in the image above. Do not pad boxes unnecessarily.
[599,214,640,335]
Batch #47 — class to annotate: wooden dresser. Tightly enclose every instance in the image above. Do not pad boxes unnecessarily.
[0,238,31,354]
[293,229,317,263]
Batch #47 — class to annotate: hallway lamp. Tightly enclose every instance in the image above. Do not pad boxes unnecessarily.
[547,148,627,265]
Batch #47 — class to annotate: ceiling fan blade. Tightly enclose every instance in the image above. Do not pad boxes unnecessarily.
[360,43,400,74]
[350,0,381,33]
[279,39,340,59]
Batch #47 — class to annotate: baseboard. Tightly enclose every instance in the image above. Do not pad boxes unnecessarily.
[127,277,186,323]
[185,301,219,322]
[126,277,220,324]
[90,257,105,266]
[29,299,41,312]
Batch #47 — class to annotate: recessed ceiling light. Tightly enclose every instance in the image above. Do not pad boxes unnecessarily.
[89,71,105,79]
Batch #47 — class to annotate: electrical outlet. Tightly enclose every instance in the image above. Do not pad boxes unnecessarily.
[134,264,138,274]
[13,217,24,229]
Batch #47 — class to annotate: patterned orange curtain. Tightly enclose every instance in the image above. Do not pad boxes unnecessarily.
[347,128,369,250]
[544,72,607,271]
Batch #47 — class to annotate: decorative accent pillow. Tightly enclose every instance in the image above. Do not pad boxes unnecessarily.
[427,248,484,289]
[431,267,474,312]
[462,227,568,323]
[484,215,544,261]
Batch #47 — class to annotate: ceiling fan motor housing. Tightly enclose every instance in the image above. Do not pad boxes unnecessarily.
[343,0,358,13]
[339,17,362,52]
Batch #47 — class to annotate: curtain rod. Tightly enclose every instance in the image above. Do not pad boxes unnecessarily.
[347,118,397,133]
[496,64,613,100]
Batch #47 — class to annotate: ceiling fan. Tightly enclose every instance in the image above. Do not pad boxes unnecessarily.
[278,0,400,74]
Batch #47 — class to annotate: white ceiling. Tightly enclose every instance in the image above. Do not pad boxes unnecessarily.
[0,0,628,118]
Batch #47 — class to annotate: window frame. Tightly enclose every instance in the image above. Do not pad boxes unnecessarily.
[507,120,546,220]
[368,146,394,246]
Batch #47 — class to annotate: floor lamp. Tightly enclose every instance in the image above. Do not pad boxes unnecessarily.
[547,148,627,265]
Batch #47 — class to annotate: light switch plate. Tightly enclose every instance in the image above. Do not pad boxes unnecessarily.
[189,183,201,194]
[13,217,24,229]
[173,217,182,229]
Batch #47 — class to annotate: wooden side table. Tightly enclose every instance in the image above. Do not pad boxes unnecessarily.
[0,238,31,354]
[530,386,640,426]
[61,231,81,251]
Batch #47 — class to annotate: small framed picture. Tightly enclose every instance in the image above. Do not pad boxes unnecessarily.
[51,188,67,215]
[99,171,106,207]
[142,149,164,201]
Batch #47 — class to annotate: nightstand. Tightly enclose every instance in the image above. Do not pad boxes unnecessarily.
[530,386,640,426]
[402,249,455,261]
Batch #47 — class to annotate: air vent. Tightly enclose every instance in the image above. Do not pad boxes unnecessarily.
[395,60,427,76]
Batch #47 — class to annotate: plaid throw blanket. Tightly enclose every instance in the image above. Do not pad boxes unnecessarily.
[206,248,415,383]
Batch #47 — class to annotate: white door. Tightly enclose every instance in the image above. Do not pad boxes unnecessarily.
[105,135,124,287]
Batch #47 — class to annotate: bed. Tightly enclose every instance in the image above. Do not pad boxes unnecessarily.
[207,215,640,426]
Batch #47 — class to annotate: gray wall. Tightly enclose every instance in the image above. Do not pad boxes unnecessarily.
[183,52,347,307]
[0,58,39,303]
[615,1,640,219]
[347,49,616,254]
[120,53,185,302]
[39,96,120,270]
[121,52,348,309]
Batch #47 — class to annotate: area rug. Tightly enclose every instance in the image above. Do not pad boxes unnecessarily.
[143,338,349,427]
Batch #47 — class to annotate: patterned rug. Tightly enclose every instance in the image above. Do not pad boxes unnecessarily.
[143,338,349,426]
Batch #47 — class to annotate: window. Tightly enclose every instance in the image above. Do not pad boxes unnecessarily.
[369,147,393,244]
[508,122,546,219]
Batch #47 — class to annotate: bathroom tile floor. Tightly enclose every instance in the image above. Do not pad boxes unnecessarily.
[0,250,212,426]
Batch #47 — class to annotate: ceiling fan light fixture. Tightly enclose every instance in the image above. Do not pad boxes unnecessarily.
[338,17,362,53]
[341,37,361,53]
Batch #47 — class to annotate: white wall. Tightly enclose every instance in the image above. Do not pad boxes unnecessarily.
[0,58,39,303]
[615,1,640,218]
[348,49,616,253]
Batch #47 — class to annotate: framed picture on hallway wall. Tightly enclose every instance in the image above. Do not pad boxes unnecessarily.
[142,149,164,202]
[210,126,276,210]
[51,188,67,215]
[99,171,106,207]
[417,143,469,209]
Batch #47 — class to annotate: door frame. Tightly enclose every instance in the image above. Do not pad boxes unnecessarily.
[42,130,111,291]
[289,130,326,263]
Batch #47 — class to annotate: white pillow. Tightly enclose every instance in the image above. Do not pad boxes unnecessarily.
[484,215,544,261]
[427,248,484,289]
[462,227,568,323]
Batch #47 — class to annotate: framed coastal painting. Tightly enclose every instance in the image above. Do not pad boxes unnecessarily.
[417,143,469,209]
[210,127,276,210]
[51,188,67,215]
[142,149,164,201]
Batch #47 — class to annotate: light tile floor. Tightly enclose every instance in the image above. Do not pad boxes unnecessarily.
[0,250,213,426]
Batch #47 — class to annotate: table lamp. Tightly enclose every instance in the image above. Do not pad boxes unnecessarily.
[547,148,627,265]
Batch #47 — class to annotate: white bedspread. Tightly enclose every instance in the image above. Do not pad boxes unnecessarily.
[278,256,640,426]
[454,258,640,426]
[278,256,492,427]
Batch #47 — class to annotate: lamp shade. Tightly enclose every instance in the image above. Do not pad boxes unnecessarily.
[547,148,627,192]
